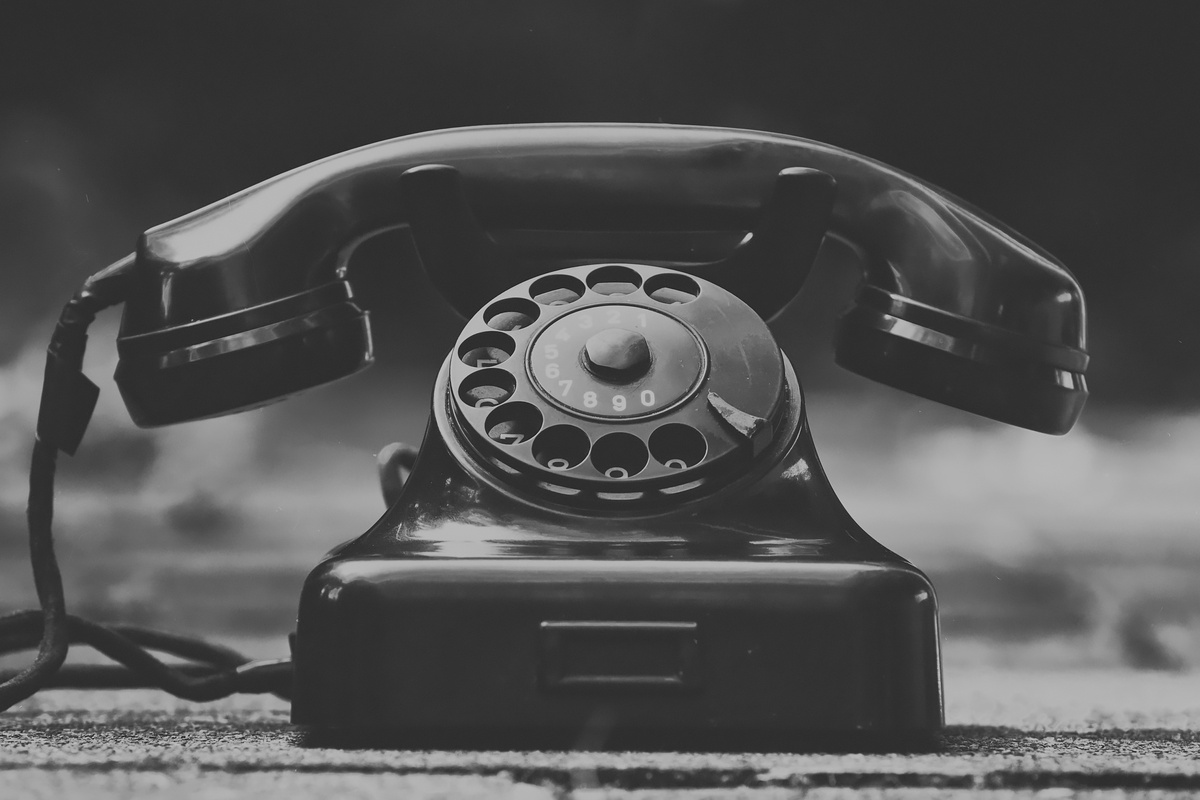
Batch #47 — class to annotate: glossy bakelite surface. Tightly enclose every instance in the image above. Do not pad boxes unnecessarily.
[446,264,786,507]
[293,556,941,741]
[292,354,942,740]
[115,124,1088,432]
[114,284,371,427]
[124,124,1084,351]
[336,356,849,557]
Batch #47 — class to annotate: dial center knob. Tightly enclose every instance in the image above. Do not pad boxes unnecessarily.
[584,328,651,379]
[529,304,704,420]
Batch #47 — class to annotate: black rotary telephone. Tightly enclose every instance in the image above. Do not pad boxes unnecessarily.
[1,124,1088,749]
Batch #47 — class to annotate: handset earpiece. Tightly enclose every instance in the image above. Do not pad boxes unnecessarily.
[832,186,1088,434]
[115,192,376,427]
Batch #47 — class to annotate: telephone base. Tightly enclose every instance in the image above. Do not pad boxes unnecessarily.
[291,555,942,749]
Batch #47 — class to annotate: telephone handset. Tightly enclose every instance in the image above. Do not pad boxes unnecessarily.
[5,125,1087,748]
[115,124,1086,433]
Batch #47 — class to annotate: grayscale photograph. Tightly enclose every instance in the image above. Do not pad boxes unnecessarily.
[1,2,1198,797]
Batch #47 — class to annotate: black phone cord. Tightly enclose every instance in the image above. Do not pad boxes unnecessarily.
[0,257,292,711]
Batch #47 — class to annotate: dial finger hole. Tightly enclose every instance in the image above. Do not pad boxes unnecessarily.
[484,297,540,331]
[590,432,649,479]
[458,369,516,408]
[531,274,586,306]
[586,265,642,296]
[644,273,700,305]
[649,424,707,469]
[458,332,514,368]
[485,402,542,446]
[532,425,591,471]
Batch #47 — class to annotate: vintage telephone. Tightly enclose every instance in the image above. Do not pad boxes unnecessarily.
[0,124,1087,748]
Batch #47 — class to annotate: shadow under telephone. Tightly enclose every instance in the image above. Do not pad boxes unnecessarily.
[0,124,1088,749]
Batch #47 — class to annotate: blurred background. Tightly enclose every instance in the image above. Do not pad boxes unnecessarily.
[2,2,1199,674]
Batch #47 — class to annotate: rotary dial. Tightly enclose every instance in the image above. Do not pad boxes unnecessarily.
[445,264,792,508]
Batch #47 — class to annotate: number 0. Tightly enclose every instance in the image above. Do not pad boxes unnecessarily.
[640,389,656,406]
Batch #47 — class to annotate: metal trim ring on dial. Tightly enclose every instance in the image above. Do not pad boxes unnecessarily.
[445,263,790,506]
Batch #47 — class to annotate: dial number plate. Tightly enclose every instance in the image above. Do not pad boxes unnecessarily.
[529,304,704,420]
